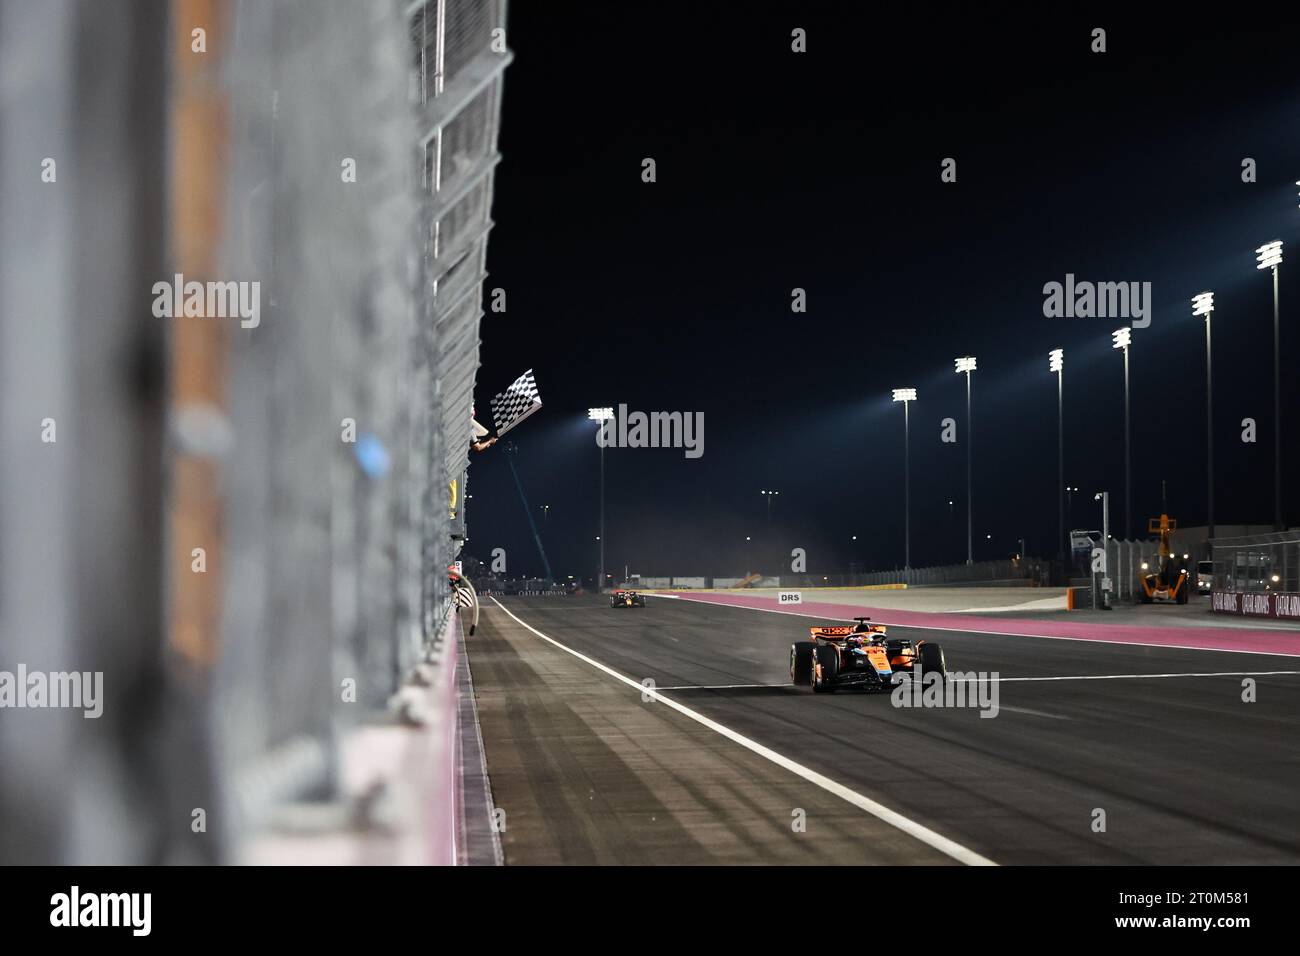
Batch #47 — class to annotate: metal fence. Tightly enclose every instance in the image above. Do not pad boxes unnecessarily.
[1209,531,1300,594]
[1100,537,1207,604]
[1103,540,1142,604]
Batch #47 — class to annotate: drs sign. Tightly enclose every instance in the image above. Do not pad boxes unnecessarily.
[778,591,802,605]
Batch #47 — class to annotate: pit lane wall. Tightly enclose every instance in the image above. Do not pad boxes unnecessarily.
[223,0,512,865]
[0,0,510,865]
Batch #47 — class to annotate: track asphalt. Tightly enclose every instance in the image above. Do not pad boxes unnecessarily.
[467,594,1300,864]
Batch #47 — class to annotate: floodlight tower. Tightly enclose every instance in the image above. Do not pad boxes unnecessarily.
[891,388,917,569]
[1191,292,1215,541]
[1256,241,1284,530]
[1111,327,1132,537]
[954,356,977,564]
[1049,349,1064,566]
[588,406,614,589]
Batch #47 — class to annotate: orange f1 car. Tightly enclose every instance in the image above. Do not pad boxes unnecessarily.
[789,617,946,693]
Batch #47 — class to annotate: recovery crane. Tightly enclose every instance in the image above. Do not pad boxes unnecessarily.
[1139,513,1191,605]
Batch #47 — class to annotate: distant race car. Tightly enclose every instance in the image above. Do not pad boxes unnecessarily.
[789,617,946,693]
[610,589,647,608]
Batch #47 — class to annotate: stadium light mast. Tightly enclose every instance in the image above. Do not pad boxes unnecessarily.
[1192,292,1215,542]
[954,356,977,564]
[1256,241,1284,530]
[760,489,780,526]
[588,406,614,590]
[891,388,917,569]
[1111,327,1132,538]
[1049,349,1065,570]
[1095,491,1112,609]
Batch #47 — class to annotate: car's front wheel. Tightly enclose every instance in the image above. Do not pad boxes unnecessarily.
[917,640,946,679]
[790,641,813,685]
[812,644,838,693]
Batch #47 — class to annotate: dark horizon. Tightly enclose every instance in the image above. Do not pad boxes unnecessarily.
[469,7,1300,581]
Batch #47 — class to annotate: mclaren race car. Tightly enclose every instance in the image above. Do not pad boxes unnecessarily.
[789,617,946,693]
[610,589,647,608]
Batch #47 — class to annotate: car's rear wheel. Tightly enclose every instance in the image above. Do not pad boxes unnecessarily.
[812,644,838,693]
[917,641,946,679]
[790,642,813,685]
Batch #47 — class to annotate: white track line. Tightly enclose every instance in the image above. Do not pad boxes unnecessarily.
[648,593,1300,658]
[658,671,1300,690]
[655,683,778,690]
[997,706,1070,720]
[488,597,996,867]
[949,670,1300,682]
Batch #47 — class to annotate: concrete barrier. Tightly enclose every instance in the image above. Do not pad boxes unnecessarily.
[238,601,465,865]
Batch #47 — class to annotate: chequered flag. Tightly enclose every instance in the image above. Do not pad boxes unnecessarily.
[490,369,543,437]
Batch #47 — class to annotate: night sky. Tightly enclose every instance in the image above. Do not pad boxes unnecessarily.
[469,5,1300,583]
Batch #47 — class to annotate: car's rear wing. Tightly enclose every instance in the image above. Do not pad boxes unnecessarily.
[808,624,887,639]
[809,625,854,639]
